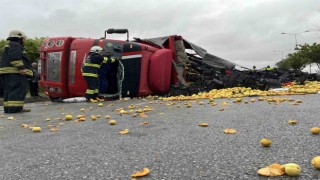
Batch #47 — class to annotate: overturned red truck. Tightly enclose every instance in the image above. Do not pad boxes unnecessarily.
[38,29,236,101]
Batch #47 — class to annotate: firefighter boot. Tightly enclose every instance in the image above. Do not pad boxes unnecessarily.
[96,97,104,102]
[89,98,98,103]
[22,108,31,112]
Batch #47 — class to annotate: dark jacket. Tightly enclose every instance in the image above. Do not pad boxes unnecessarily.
[82,53,104,78]
[0,41,33,77]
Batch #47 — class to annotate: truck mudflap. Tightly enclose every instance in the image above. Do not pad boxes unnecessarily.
[149,49,172,94]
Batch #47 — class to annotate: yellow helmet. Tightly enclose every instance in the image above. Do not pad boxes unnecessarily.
[7,30,27,40]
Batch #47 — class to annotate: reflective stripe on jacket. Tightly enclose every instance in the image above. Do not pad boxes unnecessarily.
[103,57,117,63]
[103,57,117,64]
[0,67,33,76]
[82,73,98,77]
[83,63,101,68]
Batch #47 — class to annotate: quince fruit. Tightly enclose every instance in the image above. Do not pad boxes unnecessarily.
[109,120,117,125]
[311,156,320,169]
[65,115,73,121]
[282,163,301,176]
[32,127,42,132]
[91,115,97,121]
[310,127,320,134]
[236,98,242,102]
[260,138,272,147]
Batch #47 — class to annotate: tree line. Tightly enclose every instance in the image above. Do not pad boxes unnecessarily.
[276,43,320,71]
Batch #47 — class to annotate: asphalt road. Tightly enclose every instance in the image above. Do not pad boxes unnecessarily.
[1,94,320,180]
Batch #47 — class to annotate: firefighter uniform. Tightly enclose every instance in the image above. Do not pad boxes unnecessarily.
[82,48,104,102]
[99,56,117,94]
[265,66,273,71]
[0,31,33,113]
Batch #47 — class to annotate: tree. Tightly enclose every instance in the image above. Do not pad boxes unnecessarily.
[0,37,45,63]
[276,43,320,71]
[286,52,309,70]
[0,39,7,58]
[297,43,320,69]
[276,59,290,69]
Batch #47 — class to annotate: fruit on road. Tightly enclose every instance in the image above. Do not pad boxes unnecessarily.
[131,167,150,177]
[65,115,73,121]
[310,127,320,134]
[32,127,42,132]
[109,120,117,125]
[311,156,320,169]
[260,138,272,147]
[282,163,301,176]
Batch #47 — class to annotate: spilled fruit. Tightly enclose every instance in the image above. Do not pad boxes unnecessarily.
[260,138,272,147]
[32,127,41,132]
[310,127,320,134]
[65,115,73,121]
[311,156,320,169]
[109,120,117,125]
[282,163,301,176]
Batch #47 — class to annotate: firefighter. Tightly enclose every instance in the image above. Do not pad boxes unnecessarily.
[99,50,118,94]
[263,65,273,78]
[28,62,40,97]
[82,46,105,103]
[252,65,257,70]
[0,30,34,113]
[265,65,273,71]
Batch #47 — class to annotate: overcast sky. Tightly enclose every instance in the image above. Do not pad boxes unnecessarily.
[1,0,319,70]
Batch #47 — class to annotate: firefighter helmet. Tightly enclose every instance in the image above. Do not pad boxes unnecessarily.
[7,30,27,40]
[32,62,37,68]
[90,46,103,53]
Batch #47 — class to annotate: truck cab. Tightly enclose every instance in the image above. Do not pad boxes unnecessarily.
[39,29,174,100]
